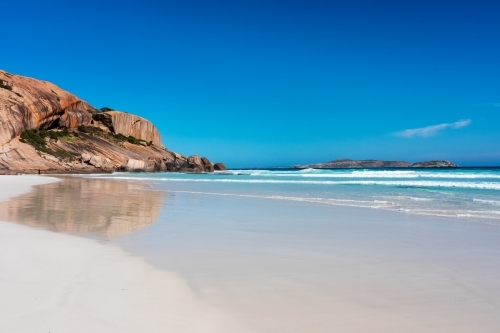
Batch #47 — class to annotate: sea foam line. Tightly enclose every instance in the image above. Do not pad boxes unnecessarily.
[227,169,500,179]
[163,190,500,220]
[245,172,500,179]
[95,176,500,190]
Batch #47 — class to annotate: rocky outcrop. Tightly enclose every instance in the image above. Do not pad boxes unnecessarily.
[201,157,215,172]
[0,70,93,145]
[0,70,225,174]
[214,163,227,171]
[293,158,457,169]
[294,159,411,169]
[410,160,457,168]
[83,154,112,170]
[124,159,156,172]
[93,111,161,146]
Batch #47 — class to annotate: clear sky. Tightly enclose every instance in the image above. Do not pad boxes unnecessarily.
[1,0,499,167]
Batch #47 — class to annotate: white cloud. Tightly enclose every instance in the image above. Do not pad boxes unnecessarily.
[395,119,471,138]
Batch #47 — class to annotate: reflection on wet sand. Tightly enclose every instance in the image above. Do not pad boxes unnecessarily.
[0,177,164,238]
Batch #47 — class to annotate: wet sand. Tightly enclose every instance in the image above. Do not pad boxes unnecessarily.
[116,189,500,333]
[0,176,254,333]
[0,176,165,238]
[1,176,500,332]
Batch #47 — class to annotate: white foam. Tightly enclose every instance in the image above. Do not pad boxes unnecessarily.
[84,171,500,221]
[160,190,500,221]
[473,199,500,205]
[95,176,500,190]
[221,169,500,179]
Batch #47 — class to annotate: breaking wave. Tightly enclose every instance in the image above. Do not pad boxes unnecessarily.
[95,176,500,190]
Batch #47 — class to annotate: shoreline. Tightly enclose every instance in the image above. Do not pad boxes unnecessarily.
[0,169,114,175]
[88,171,500,223]
[0,175,253,332]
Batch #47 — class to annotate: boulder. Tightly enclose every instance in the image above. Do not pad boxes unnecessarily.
[201,157,214,172]
[81,153,91,162]
[125,159,155,172]
[187,155,203,167]
[89,155,102,168]
[102,157,112,170]
[214,163,227,171]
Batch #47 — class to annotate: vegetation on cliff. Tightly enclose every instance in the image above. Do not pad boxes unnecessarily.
[17,125,157,165]
[19,129,80,160]
[77,125,151,145]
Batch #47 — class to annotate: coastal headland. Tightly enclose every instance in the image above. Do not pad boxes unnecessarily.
[0,70,226,174]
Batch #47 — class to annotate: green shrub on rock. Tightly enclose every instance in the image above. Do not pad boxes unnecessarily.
[20,130,47,146]
[19,129,79,160]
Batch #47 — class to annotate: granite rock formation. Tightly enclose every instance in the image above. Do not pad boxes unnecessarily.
[410,160,457,168]
[214,163,227,171]
[293,158,457,169]
[0,70,92,145]
[93,111,161,146]
[0,70,226,174]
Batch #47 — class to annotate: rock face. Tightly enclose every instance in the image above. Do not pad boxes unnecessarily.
[293,158,457,169]
[93,111,161,146]
[0,70,93,145]
[0,70,225,174]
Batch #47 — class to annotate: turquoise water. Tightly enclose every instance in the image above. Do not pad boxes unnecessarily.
[91,168,500,221]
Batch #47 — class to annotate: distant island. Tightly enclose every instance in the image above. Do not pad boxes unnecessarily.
[0,70,226,174]
[291,158,457,169]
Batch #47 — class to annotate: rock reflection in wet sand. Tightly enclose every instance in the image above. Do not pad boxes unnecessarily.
[0,177,164,238]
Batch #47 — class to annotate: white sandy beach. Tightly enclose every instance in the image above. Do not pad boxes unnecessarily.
[0,176,253,333]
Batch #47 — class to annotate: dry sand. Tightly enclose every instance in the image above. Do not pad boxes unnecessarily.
[0,175,253,333]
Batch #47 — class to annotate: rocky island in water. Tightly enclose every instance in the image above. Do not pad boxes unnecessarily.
[292,158,457,169]
[0,70,226,174]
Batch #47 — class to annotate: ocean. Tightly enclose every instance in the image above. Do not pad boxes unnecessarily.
[92,167,500,222]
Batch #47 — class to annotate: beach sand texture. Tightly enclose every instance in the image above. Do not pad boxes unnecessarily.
[0,176,253,333]
[1,176,500,332]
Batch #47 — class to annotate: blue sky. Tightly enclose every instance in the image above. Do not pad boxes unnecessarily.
[1,0,499,167]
